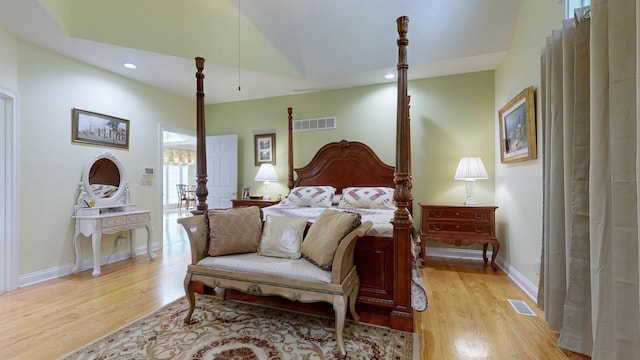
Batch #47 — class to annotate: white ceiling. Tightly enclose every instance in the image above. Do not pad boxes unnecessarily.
[0,0,518,104]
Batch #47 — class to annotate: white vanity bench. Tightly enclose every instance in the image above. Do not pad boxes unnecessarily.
[72,152,155,277]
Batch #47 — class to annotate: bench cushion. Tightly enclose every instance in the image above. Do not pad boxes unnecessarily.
[196,253,332,283]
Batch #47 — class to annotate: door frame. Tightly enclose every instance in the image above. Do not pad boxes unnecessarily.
[1,86,19,292]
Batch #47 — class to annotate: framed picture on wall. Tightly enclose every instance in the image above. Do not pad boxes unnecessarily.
[499,86,536,163]
[254,133,276,166]
[72,108,130,149]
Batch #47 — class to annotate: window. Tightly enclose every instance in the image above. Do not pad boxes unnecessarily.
[164,164,190,206]
[566,0,591,19]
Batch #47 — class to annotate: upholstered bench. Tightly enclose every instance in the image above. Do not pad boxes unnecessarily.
[177,206,372,356]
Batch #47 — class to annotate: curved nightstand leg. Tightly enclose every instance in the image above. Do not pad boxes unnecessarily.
[490,240,500,272]
[482,243,489,263]
[146,224,157,260]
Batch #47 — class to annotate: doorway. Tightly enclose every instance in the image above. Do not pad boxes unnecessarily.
[1,87,18,292]
[159,125,196,257]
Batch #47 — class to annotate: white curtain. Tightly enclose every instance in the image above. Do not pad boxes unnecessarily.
[163,147,195,166]
[540,1,639,358]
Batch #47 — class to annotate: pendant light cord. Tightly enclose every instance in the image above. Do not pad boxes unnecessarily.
[237,0,241,91]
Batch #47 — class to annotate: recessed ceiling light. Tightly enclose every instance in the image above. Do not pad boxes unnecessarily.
[384,73,395,79]
[124,63,137,69]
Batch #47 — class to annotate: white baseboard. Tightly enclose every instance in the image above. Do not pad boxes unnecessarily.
[18,244,162,288]
[425,247,538,302]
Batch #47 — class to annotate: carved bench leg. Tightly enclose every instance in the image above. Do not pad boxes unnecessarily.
[349,276,360,324]
[333,295,347,356]
[183,273,196,324]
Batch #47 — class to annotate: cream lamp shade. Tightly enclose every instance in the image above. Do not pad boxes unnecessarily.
[454,156,488,205]
[255,164,278,199]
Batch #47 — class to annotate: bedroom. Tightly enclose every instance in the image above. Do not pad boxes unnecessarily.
[1,0,629,358]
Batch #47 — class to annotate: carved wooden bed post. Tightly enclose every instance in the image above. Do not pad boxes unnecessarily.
[390,15,414,331]
[193,57,208,214]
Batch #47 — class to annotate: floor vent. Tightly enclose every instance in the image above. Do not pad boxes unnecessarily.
[507,299,536,316]
[293,117,336,132]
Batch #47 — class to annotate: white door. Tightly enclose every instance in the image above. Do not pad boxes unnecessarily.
[206,135,238,209]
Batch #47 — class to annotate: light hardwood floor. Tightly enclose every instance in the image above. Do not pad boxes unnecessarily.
[0,212,588,359]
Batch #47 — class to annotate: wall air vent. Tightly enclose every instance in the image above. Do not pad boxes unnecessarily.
[293,117,337,132]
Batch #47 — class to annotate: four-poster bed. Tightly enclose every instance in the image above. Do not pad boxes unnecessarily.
[187,16,421,332]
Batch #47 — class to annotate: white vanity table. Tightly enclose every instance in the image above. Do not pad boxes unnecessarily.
[72,152,156,277]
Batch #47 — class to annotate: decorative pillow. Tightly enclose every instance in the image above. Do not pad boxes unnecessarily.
[282,186,336,207]
[301,209,362,270]
[338,187,395,209]
[258,215,308,259]
[207,206,262,256]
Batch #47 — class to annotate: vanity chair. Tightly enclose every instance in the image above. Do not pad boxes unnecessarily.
[72,151,155,277]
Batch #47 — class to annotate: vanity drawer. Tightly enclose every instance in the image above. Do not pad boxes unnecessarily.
[102,216,127,227]
[127,213,150,224]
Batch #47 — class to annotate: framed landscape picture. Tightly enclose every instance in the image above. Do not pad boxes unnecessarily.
[72,108,130,149]
[254,133,276,166]
[499,86,536,163]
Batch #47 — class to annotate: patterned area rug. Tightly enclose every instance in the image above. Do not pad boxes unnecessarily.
[59,294,415,359]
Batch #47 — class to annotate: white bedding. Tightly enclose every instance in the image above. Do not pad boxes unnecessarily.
[261,204,395,237]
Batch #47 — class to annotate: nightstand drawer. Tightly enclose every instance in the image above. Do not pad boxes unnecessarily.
[425,208,491,222]
[425,222,492,235]
[231,199,281,209]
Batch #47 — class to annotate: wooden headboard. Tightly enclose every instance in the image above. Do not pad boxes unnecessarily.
[289,140,395,195]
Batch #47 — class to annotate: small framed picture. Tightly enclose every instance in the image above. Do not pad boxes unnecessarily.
[254,133,276,166]
[242,187,251,198]
[499,86,536,163]
[72,108,130,149]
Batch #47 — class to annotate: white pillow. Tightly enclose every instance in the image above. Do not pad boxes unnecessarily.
[258,215,308,259]
[282,186,336,207]
[338,187,395,209]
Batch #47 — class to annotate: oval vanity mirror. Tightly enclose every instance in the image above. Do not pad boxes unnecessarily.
[82,152,127,207]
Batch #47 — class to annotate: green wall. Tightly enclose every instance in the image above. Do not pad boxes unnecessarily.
[494,0,562,289]
[207,70,496,216]
[12,40,195,276]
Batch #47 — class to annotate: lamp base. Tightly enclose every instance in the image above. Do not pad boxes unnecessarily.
[263,181,271,200]
[463,180,477,205]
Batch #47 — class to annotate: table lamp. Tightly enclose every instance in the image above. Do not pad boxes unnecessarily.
[454,156,488,205]
[255,164,278,200]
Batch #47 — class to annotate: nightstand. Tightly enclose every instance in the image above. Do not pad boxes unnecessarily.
[230,198,281,209]
[420,204,499,271]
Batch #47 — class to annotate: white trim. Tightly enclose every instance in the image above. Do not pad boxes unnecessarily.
[0,86,19,292]
[425,246,538,302]
[496,256,538,302]
[18,244,161,288]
